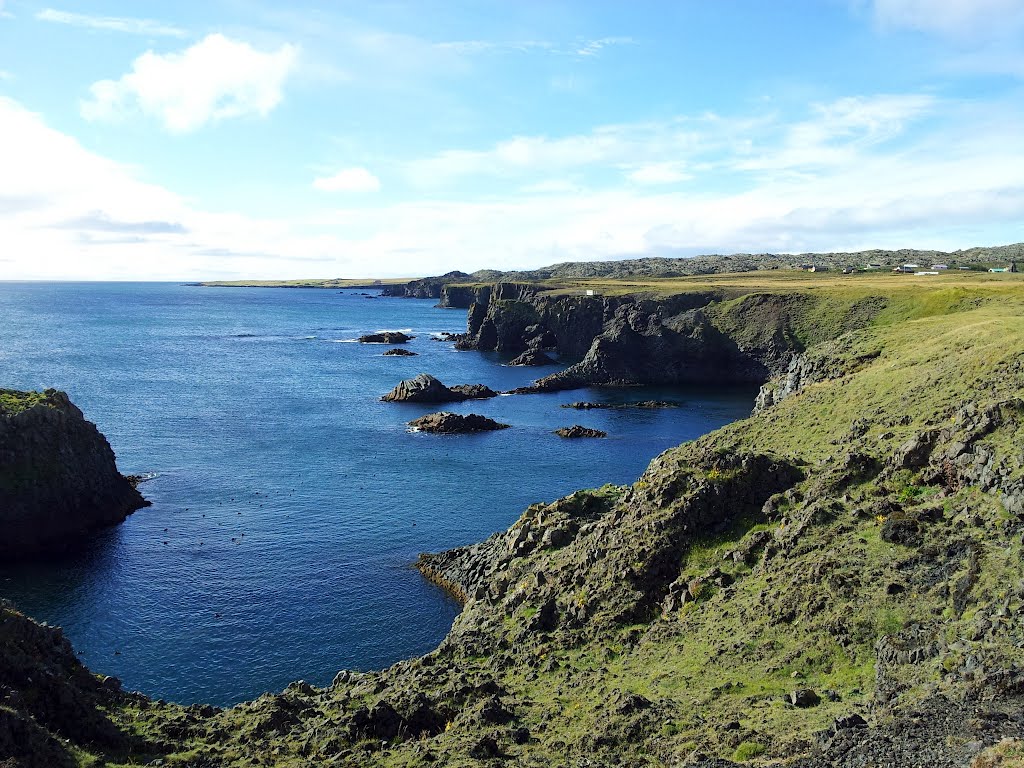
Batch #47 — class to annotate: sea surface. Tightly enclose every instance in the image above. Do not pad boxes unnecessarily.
[0,282,755,706]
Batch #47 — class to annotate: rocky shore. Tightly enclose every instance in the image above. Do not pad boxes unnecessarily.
[0,389,146,559]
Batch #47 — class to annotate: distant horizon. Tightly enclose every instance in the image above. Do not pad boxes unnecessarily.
[2,0,1024,280]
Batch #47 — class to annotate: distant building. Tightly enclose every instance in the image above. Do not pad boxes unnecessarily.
[585,289,596,296]
[865,263,883,270]
[915,271,940,276]
[989,267,1009,273]
[809,265,828,272]
[900,264,920,273]
[931,264,948,270]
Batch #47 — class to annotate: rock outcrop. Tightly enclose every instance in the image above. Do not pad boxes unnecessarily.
[381,374,497,403]
[408,412,510,434]
[507,350,556,367]
[553,425,607,438]
[382,348,418,357]
[0,389,147,559]
[380,271,473,299]
[358,331,414,344]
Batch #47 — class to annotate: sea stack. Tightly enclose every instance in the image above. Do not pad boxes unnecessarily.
[0,388,147,559]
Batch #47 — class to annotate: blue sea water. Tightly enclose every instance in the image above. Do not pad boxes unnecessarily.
[0,282,755,707]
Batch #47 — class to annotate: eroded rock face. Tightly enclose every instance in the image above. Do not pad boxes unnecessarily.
[408,412,510,434]
[381,374,497,403]
[358,331,414,344]
[0,389,147,559]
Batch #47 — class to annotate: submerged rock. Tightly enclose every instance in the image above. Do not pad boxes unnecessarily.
[0,389,148,559]
[382,374,497,403]
[359,331,414,344]
[408,412,510,434]
[382,348,418,357]
[554,425,607,439]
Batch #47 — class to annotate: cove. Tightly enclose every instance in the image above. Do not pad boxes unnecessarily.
[0,282,755,706]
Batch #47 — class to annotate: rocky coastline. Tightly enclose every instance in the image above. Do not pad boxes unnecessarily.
[6,271,1024,766]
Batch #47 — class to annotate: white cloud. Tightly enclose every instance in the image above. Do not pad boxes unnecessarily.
[574,36,635,57]
[313,167,381,193]
[81,34,298,133]
[3,90,1024,280]
[626,163,692,185]
[872,0,1024,38]
[0,70,12,80]
[36,8,186,37]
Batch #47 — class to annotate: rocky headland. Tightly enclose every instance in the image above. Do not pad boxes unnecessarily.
[0,389,146,559]
[6,270,1024,766]
[381,374,497,403]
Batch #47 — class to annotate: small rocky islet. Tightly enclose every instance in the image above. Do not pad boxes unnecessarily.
[553,425,607,438]
[408,412,510,434]
[8,255,1024,766]
[358,331,414,344]
[380,373,497,403]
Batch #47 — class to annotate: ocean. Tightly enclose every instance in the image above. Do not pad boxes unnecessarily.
[0,282,755,706]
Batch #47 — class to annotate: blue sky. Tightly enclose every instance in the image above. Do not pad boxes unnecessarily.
[1,0,1023,279]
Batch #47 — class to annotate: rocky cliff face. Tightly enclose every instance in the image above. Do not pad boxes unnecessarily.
[454,286,891,393]
[381,271,473,299]
[0,389,146,559]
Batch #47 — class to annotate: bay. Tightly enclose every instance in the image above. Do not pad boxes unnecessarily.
[0,282,755,706]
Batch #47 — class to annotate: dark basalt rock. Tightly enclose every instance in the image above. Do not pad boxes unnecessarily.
[561,400,680,410]
[408,412,510,434]
[554,425,607,439]
[382,348,418,357]
[508,350,556,367]
[0,389,147,559]
[359,331,414,344]
[382,374,497,403]
[449,384,498,399]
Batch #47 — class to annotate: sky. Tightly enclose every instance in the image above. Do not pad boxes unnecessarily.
[1,0,1024,279]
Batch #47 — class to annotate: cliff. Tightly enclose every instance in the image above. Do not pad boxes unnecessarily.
[0,389,147,559]
[6,275,1024,766]
[380,271,474,299]
[452,279,889,391]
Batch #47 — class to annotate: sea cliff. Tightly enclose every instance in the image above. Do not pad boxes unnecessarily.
[0,389,146,558]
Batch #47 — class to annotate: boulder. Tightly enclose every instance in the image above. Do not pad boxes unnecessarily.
[382,348,418,356]
[554,425,607,439]
[359,331,414,344]
[788,689,821,708]
[408,413,510,434]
